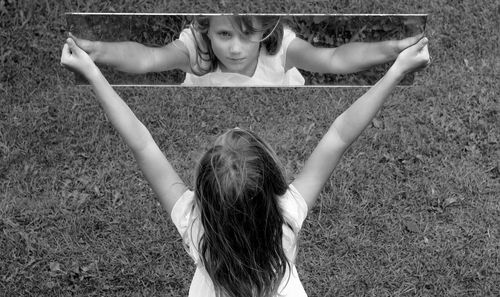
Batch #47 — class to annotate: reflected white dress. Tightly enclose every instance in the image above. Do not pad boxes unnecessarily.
[176,27,305,86]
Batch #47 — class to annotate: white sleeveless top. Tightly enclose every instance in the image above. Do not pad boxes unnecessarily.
[177,27,305,86]
[170,185,309,296]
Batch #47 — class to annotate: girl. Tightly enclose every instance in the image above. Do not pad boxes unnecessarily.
[70,14,422,86]
[60,35,429,296]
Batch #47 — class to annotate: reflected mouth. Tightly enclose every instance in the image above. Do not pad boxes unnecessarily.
[228,57,245,63]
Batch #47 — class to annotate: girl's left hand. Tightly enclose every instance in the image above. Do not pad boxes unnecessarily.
[393,37,430,76]
[60,37,97,79]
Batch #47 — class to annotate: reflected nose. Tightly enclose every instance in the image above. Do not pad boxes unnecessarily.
[229,36,243,56]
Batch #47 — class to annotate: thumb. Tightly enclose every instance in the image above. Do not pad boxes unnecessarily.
[60,43,70,65]
[416,37,428,50]
[66,37,78,51]
[66,37,87,58]
[68,32,82,47]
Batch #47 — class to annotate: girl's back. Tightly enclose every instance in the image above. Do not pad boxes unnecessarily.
[171,184,308,296]
[171,129,308,297]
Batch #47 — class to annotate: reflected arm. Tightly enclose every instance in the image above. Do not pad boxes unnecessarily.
[286,35,417,74]
[77,36,191,74]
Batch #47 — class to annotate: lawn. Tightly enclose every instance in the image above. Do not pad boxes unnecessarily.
[1,0,499,296]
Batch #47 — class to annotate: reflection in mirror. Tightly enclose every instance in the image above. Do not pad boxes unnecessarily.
[66,13,427,86]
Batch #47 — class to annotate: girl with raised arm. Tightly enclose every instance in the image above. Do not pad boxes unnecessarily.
[61,35,429,296]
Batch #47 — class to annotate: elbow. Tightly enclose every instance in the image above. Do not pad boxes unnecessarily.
[117,43,154,74]
[116,60,150,74]
[127,121,155,153]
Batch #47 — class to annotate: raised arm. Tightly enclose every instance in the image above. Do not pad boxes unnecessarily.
[286,34,422,74]
[69,33,191,74]
[292,37,429,210]
[61,37,187,213]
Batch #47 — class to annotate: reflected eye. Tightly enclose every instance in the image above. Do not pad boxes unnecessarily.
[243,30,262,42]
[217,31,232,39]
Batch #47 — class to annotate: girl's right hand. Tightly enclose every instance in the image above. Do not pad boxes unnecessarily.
[68,32,99,61]
[392,37,430,76]
[60,37,98,79]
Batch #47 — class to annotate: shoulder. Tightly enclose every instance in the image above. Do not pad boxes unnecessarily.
[170,189,195,231]
[178,27,194,43]
[281,26,298,50]
[283,26,296,37]
[170,189,205,264]
[279,185,308,230]
[177,26,212,75]
[281,26,312,71]
[176,27,196,56]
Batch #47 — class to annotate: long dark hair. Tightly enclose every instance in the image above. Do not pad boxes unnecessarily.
[189,15,283,76]
[194,128,290,297]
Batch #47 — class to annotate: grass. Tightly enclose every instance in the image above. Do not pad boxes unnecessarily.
[1,0,499,296]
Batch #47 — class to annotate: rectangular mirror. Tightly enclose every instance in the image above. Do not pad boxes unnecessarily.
[66,13,427,87]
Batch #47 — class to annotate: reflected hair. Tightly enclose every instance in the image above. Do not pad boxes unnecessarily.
[189,15,283,76]
[194,128,290,297]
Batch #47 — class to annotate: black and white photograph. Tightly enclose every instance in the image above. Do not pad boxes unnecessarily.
[1,1,498,296]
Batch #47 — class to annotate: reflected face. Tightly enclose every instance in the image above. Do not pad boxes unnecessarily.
[207,17,264,77]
